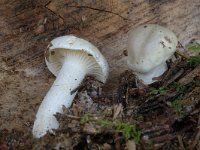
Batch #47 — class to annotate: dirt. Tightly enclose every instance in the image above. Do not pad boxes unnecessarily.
[1,52,200,150]
[0,0,200,150]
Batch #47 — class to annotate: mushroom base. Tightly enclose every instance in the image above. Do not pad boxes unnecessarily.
[135,62,167,84]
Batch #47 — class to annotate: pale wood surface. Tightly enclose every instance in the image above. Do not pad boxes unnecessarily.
[0,0,199,129]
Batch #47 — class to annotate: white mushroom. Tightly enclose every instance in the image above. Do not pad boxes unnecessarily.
[32,35,109,138]
[127,24,178,84]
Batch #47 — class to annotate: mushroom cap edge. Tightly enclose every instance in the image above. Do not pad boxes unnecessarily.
[45,35,109,83]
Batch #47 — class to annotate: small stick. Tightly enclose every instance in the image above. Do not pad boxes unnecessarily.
[175,51,190,59]
[176,42,190,59]
[191,114,200,149]
[177,134,185,150]
[114,133,122,150]
[163,68,185,86]
[62,114,81,120]
[125,88,129,104]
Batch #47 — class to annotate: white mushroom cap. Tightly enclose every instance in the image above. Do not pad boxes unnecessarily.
[127,24,178,84]
[45,35,109,83]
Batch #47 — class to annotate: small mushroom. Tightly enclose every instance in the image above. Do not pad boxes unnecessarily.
[127,24,178,84]
[32,35,109,138]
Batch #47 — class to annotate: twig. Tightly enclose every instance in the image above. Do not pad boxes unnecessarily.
[45,1,65,24]
[125,88,129,104]
[191,114,200,149]
[126,140,136,150]
[177,134,185,150]
[62,114,81,120]
[191,128,200,149]
[175,51,190,59]
[151,134,174,143]
[142,125,171,138]
[176,42,190,59]
[70,84,84,95]
[163,68,185,87]
[162,58,182,84]
[191,108,200,115]
[66,5,129,20]
[114,133,122,150]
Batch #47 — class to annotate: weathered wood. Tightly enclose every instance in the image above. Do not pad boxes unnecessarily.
[0,0,199,130]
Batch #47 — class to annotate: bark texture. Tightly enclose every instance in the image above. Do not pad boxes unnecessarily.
[0,0,200,130]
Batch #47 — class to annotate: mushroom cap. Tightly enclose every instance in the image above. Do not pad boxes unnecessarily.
[127,24,178,73]
[45,35,109,83]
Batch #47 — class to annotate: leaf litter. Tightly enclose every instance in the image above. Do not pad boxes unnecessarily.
[0,43,200,150]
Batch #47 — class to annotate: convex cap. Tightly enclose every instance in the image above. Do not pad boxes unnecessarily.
[127,24,178,84]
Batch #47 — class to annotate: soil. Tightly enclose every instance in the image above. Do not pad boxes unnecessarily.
[0,0,200,150]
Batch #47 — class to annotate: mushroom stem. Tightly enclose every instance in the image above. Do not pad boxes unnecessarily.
[32,56,87,138]
[134,63,167,84]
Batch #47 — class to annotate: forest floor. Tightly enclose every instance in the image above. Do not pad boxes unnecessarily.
[0,0,200,149]
[0,47,200,150]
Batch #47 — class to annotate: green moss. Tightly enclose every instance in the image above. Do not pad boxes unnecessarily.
[115,123,141,143]
[149,87,167,95]
[149,79,198,118]
[185,43,200,67]
[168,97,185,118]
[80,114,141,143]
[169,82,188,94]
[186,43,200,52]
[186,55,200,68]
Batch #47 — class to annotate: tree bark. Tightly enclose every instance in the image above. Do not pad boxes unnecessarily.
[0,0,200,130]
